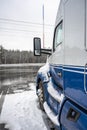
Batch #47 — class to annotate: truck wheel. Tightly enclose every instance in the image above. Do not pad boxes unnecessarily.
[38,81,44,111]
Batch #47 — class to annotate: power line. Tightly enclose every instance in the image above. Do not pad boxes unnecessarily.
[0,27,53,34]
[0,21,54,29]
[0,27,42,33]
[0,21,42,28]
[0,18,54,27]
[0,33,41,38]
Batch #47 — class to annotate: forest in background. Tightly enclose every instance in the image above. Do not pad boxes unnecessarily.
[0,45,47,64]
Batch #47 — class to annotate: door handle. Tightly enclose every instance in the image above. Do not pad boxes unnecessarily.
[67,108,80,122]
[58,72,62,77]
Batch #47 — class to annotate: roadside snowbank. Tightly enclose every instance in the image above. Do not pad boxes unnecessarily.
[0,83,48,130]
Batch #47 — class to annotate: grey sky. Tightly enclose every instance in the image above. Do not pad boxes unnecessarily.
[0,0,60,51]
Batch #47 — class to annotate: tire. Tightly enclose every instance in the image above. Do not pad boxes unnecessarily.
[38,81,45,111]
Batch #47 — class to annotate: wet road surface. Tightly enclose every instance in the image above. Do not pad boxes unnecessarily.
[0,64,41,130]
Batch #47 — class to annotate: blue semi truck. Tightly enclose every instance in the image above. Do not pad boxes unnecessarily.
[33,0,87,129]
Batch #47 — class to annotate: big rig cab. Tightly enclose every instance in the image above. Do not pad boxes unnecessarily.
[33,0,87,129]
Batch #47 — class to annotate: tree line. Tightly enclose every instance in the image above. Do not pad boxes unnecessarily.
[0,45,47,64]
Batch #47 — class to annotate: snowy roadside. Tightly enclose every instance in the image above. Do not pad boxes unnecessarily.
[0,83,49,130]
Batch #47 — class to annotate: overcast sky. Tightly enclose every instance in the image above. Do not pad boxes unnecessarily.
[0,0,60,51]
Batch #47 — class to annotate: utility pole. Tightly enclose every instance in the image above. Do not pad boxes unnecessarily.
[42,4,45,48]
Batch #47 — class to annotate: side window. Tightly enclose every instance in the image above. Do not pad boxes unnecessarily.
[53,21,63,51]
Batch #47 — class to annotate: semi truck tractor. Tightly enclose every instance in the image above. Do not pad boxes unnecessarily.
[33,0,87,129]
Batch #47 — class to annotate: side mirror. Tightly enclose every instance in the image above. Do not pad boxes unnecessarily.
[33,37,41,56]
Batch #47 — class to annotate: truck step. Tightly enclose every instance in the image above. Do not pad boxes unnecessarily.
[43,101,60,126]
[47,85,64,103]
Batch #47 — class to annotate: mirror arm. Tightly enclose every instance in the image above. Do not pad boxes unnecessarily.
[41,49,52,55]
[41,49,52,51]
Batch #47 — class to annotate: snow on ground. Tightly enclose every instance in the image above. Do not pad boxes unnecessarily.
[0,83,48,130]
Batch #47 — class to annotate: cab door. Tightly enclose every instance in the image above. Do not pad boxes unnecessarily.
[48,20,64,88]
[84,63,87,93]
[84,0,87,93]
